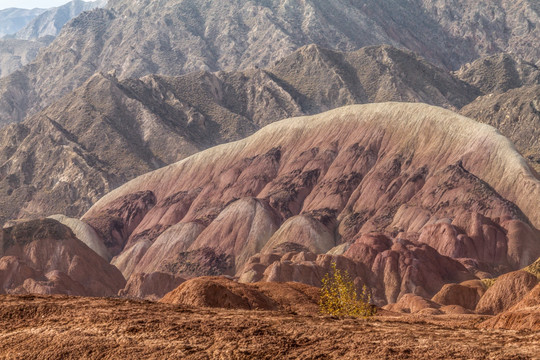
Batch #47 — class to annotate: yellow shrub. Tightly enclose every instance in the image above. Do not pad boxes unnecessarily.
[319,262,376,318]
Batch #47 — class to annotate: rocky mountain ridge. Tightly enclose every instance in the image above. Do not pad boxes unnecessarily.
[0,0,538,124]
[0,44,482,224]
[13,0,107,41]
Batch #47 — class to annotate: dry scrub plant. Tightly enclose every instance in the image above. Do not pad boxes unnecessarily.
[319,262,376,318]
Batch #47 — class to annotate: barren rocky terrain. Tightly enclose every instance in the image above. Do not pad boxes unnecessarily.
[0,1,538,357]
[0,295,538,360]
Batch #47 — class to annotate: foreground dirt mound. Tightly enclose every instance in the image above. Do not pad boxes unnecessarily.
[0,295,538,359]
[481,284,540,331]
[160,277,319,314]
[475,270,538,315]
[0,219,125,296]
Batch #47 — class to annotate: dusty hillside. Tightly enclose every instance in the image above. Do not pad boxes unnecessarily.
[455,53,540,95]
[0,45,479,224]
[0,295,538,360]
[461,85,540,173]
[80,103,540,303]
[0,0,538,124]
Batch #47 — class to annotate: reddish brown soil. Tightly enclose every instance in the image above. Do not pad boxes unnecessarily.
[0,295,538,359]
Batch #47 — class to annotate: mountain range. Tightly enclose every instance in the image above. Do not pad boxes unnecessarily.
[0,0,539,125]
[1,43,536,226]
[0,0,539,346]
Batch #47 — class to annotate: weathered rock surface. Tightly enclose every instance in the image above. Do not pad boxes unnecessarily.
[0,218,125,296]
[238,239,472,306]
[461,85,540,173]
[1,0,538,125]
[160,276,320,314]
[475,270,538,315]
[83,103,540,303]
[0,45,480,224]
[48,214,110,261]
[481,283,540,331]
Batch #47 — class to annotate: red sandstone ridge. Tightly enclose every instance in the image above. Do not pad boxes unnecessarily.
[81,103,540,302]
[0,219,125,296]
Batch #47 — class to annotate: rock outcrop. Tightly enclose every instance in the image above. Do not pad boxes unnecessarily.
[431,281,486,310]
[383,294,441,314]
[475,270,538,315]
[0,218,125,296]
[83,103,540,304]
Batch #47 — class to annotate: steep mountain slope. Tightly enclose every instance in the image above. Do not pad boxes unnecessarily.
[0,0,537,124]
[81,103,540,303]
[461,85,540,173]
[0,45,479,224]
[14,0,107,40]
[0,8,46,37]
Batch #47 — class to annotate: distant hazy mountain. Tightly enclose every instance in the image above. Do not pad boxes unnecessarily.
[0,0,538,125]
[0,7,46,37]
[0,37,54,78]
[14,0,107,40]
[0,1,107,79]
